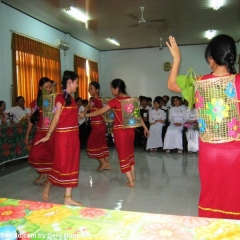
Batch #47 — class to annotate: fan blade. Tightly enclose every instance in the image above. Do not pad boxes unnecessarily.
[146,18,166,23]
[126,13,139,21]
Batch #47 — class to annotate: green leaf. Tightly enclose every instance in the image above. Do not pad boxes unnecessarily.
[176,75,187,90]
[176,68,197,109]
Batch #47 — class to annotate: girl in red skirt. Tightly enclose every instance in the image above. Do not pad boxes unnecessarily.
[25,77,54,185]
[80,79,149,187]
[166,35,240,219]
[35,70,81,206]
[85,82,110,171]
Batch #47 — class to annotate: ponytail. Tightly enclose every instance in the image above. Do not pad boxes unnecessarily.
[62,70,79,106]
[225,53,237,74]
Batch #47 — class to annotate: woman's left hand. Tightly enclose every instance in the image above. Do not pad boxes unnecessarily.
[34,135,50,145]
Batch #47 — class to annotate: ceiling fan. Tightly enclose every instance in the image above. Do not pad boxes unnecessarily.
[129,6,166,27]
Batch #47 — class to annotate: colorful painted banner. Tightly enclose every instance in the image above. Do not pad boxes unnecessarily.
[1,198,240,239]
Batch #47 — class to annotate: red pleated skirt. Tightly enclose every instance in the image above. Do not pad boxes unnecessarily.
[198,140,240,219]
[28,130,54,174]
[114,128,135,173]
[87,123,109,159]
[48,130,80,188]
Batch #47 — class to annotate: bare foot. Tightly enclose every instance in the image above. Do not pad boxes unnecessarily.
[40,178,48,186]
[103,164,111,170]
[96,161,108,172]
[42,182,51,201]
[33,174,46,185]
[125,181,135,188]
[64,196,83,206]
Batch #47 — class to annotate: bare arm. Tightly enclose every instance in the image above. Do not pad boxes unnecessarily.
[79,105,111,118]
[24,120,33,144]
[81,103,91,115]
[34,102,62,145]
[24,107,35,144]
[166,36,181,93]
[140,118,150,138]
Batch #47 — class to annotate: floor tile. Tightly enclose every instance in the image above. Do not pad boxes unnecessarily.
[0,148,200,217]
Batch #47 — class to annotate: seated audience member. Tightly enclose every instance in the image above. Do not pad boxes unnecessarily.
[138,95,144,106]
[146,98,166,152]
[162,95,170,108]
[146,97,153,109]
[0,101,13,125]
[185,104,199,153]
[163,96,188,154]
[6,96,31,123]
[182,99,188,109]
[135,96,150,147]
[140,96,151,109]
[156,97,169,142]
[75,97,87,148]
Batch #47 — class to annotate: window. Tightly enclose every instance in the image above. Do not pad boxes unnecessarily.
[12,33,61,107]
[74,55,99,99]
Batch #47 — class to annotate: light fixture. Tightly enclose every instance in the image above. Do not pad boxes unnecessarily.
[65,6,71,11]
[207,30,215,39]
[213,0,221,10]
[107,38,120,46]
[64,6,89,23]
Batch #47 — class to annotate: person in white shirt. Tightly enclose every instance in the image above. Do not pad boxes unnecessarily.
[146,97,153,109]
[163,96,188,154]
[136,96,151,147]
[162,95,170,108]
[146,98,166,152]
[185,105,199,153]
[6,96,31,123]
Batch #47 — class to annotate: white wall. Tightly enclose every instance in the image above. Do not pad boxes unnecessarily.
[100,43,240,100]
[100,45,209,98]
[0,2,100,108]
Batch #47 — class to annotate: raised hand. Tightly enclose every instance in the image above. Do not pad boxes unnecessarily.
[166,36,180,60]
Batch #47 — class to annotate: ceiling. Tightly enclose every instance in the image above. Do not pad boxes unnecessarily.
[2,0,240,51]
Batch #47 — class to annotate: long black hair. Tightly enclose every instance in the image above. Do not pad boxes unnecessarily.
[62,70,79,106]
[30,77,52,124]
[89,81,100,90]
[111,79,127,94]
[205,34,237,74]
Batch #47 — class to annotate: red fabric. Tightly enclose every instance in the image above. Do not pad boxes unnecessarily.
[198,74,240,219]
[87,97,109,159]
[108,97,135,173]
[48,94,80,188]
[28,99,53,174]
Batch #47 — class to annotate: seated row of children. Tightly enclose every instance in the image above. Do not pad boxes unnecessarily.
[143,96,199,154]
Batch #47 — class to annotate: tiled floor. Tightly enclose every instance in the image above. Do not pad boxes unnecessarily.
[0,148,200,216]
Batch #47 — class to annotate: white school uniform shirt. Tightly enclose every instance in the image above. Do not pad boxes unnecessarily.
[168,106,188,125]
[149,109,166,125]
[6,106,31,123]
[78,106,86,125]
